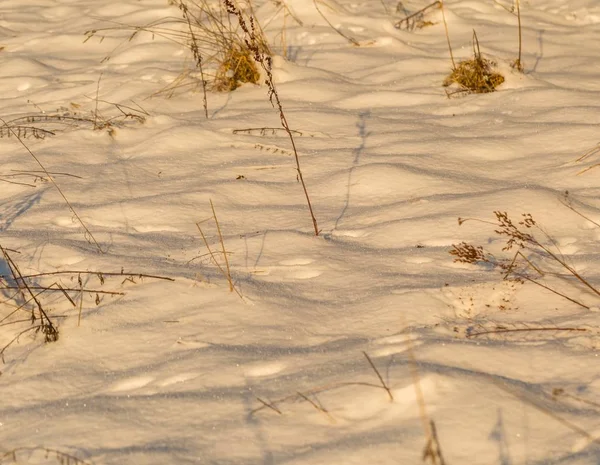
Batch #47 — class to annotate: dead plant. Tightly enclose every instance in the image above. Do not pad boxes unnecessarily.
[450,211,600,310]
[395,1,441,31]
[85,0,262,105]
[224,0,319,235]
[443,30,504,95]
[0,100,147,141]
[0,250,174,362]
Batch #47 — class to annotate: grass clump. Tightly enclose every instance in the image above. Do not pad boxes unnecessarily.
[443,31,504,95]
[85,0,266,112]
[214,42,261,91]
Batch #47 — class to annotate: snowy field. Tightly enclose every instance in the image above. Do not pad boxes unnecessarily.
[2,0,600,463]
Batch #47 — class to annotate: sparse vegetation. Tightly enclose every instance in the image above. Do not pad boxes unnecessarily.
[224,0,319,235]
[395,1,441,30]
[0,249,174,361]
[0,447,93,465]
[85,0,263,104]
[443,31,504,94]
[451,211,599,309]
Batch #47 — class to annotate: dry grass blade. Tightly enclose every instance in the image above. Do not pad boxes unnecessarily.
[440,0,455,69]
[296,391,335,422]
[559,191,600,228]
[362,351,393,401]
[175,0,209,116]
[210,199,233,292]
[312,0,359,46]
[511,0,524,71]
[256,397,282,414]
[575,143,600,174]
[10,270,174,281]
[0,245,58,342]
[422,420,447,465]
[196,200,242,298]
[466,325,588,338]
[0,117,103,253]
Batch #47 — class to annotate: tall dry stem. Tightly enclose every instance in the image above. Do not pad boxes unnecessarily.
[0,118,103,253]
[224,0,319,236]
[439,0,455,69]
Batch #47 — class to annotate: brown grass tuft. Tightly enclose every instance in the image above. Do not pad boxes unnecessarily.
[214,42,261,91]
[443,31,504,95]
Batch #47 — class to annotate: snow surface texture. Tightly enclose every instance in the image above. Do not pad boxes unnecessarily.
[1,0,600,464]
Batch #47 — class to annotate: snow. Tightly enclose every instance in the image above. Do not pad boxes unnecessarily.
[2,0,600,463]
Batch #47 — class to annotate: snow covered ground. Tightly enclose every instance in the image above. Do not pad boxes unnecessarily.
[2,0,600,463]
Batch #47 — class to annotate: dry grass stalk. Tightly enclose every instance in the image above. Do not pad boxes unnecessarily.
[0,245,58,351]
[0,117,103,253]
[196,199,242,298]
[439,0,455,69]
[511,0,523,71]
[224,0,319,235]
[250,379,393,416]
[395,1,441,30]
[86,0,261,98]
[232,127,305,137]
[422,420,447,465]
[451,211,600,309]
[0,447,92,465]
[312,0,359,46]
[466,323,588,339]
[559,191,600,228]
[443,30,504,94]
[0,260,173,361]
[0,170,81,188]
[255,397,282,414]
[296,391,336,422]
[0,101,147,141]
[175,0,209,116]
[362,351,393,401]
[575,143,600,174]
